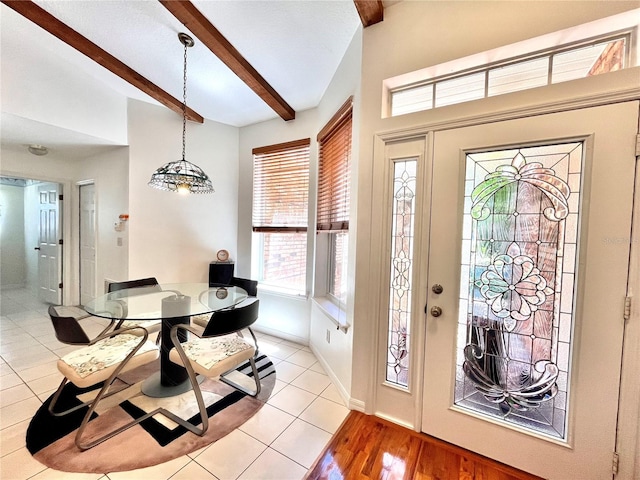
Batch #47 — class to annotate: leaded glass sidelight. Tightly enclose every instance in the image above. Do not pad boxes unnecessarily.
[455,142,583,440]
[386,159,417,387]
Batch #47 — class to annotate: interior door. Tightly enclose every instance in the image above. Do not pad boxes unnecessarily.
[37,182,62,304]
[79,183,96,306]
[421,102,638,479]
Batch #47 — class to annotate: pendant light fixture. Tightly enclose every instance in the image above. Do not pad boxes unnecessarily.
[148,33,214,195]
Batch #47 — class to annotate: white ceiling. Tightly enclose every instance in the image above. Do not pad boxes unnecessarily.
[0,0,361,159]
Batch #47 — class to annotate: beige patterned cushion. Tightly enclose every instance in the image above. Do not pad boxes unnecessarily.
[58,334,159,388]
[169,334,255,377]
[120,319,162,334]
[191,314,211,327]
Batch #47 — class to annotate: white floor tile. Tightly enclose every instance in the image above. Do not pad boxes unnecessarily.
[285,350,317,368]
[270,418,332,469]
[15,362,60,383]
[0,384,36,408]
[267,384,316,417]
[319,383,346,406]
[107,456,190,480]
[290,369,331,395]
[0,396,42,428]
[237,448,307,480]
[0,447,47,479]
[27,373,63,395]
[259,342,299,361]
[0,372,24,390]
[308,361,326,375]
[0,419,30,456]
[193,429,266,480]
[278,340,307,350]
[169,460,219,480]
[239,403,295,445]
[272,361,305,383]
[299,396,350,434]
[30,468,104,479]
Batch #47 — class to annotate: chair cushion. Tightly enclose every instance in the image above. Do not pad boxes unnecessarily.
[58,334,159,388]
[120,319,162,334]
[169,334,255,378]
[191,314,210,328]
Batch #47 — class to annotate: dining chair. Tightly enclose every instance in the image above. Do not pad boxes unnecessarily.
[167,299,262,436]
[107,277,162,339]
[47,305,160,450]
[193,276,260,355]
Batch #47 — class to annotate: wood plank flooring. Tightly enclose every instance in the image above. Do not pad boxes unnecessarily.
[305,411,544,480]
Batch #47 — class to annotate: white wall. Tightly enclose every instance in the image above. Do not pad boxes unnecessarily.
[75,147,130,291]
[238,28,363,387]
[0,184,26,287]
[127,99,239,284]
[308,28,362,405]
[353,0,640,420]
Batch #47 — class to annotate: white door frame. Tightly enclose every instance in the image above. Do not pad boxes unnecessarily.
[370,99,640,478]
[615,126,640,479]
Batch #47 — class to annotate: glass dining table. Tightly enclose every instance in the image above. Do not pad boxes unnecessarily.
[84,282,247,397]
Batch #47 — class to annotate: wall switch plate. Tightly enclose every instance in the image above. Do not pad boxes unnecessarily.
[117,237,123,247]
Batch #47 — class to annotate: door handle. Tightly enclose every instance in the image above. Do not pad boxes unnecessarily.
[430,306,443,317]
[34,247,40,250]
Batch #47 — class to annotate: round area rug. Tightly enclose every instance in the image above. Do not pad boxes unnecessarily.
[26,355,276,473]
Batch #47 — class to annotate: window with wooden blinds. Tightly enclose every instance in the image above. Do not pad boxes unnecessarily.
[252,138,310,232]
[317,97,353,232]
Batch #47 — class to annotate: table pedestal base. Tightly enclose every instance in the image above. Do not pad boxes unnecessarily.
[140,371,204,398]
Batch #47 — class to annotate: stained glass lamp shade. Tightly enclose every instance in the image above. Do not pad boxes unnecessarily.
[149,159,214,194]
[148,32,214,195]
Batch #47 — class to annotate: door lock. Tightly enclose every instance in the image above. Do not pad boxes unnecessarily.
[432,284,443,294]
[430,306,443,317]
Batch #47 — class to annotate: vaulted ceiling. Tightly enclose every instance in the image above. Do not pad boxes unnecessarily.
[1,0,384,148]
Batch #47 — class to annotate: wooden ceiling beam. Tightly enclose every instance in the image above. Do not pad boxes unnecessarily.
[2,0,204,123]
[353,0,384,28]
[159,0,296,122]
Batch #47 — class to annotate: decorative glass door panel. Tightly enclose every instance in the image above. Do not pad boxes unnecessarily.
[419,102,638,480]
[456,143,582,439]
[386,159,417,388]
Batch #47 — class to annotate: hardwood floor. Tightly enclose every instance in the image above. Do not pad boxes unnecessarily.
[305,411,544,480]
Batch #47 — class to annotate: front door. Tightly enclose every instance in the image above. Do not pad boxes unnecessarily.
[421,102,638,479]
[37,182,62,304]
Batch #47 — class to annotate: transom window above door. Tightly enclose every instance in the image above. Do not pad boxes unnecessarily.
[384,9,639,117]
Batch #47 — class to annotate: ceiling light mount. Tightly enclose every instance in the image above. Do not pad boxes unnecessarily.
[28,144,48,156]
[178,32,194,48]
[148,32,214,195]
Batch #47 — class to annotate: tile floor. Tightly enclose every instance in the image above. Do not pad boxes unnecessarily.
[0,287,349,480]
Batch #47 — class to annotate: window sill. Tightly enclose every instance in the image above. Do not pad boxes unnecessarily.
[313,296,350,333]
[258,283,308,300]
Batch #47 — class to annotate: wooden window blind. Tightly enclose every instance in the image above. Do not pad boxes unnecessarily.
[317,96,353,232]
[252,138,310,233]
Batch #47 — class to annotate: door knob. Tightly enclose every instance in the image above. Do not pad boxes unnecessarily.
[430,306,443,317]
[432,284,443,294]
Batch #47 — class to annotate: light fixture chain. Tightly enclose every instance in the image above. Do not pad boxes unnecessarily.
[182,38,188,161]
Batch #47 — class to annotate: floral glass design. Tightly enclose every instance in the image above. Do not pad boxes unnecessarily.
[455,143,583,439]
[386,160,417,387]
